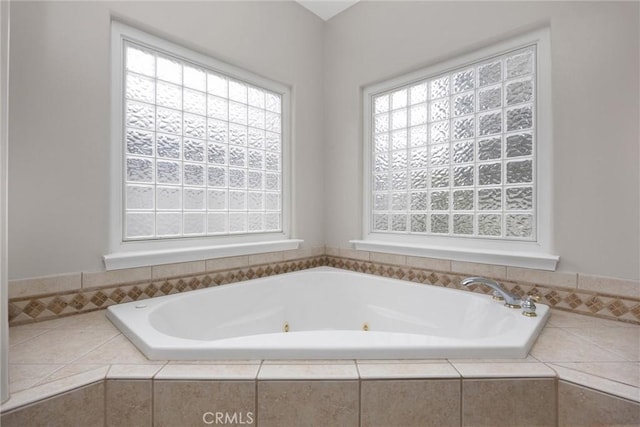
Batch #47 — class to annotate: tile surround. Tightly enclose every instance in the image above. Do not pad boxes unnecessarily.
[549,364,640,403]
[558,381,640,426]
[106,380,152,427]
[0,382,105,427]
[9,248,640,332]
[150,261,206,280]
[155,364,260,380]
[361,379,461,427]
[257,380,359,427]
[8,249,640,327]
[462,378,557,426]
[357,361,458,379]
[2,309,640,425]
[8,272,81,299]
[258,362,359,380]
[154,380,256,427]
[451,362,556,378]
[324,253,640,324]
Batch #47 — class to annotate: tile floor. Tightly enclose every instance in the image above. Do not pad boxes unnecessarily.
[2,308,639,414]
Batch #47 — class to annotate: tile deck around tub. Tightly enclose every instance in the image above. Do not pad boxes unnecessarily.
[2,309,639,413]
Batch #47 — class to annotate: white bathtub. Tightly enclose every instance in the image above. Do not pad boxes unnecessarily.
[106,267,549,360]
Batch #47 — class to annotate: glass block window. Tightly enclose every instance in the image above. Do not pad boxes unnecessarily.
[370,46,537,240]
[122,42,283,240]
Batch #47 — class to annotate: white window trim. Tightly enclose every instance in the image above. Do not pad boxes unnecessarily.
[107,21,299,270]
[357,27,558,271]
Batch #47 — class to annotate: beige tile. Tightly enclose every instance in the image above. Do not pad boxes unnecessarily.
[107,364,165,379]
[369,251,406,265]
[8,273,82,299]
[339,247,370,261]
[406,255,451,272]
[325,246,340,257]
[82,267,151,288]
[258,362,358,380]
[33,309,117,331]
[154,381,255,427]
[362,379,460,427]
[558,381,640,425]
[578,274,640,299]
[282,247,314,261]
[262,359,357,365]
[451,261,507,279]
[9,364,63,393]
[507,266,577,287]
[167,359,261,365]
[38,364,109,385]
[355,359,448,364]
[248,251,284,265]
[546,309,636,328]
[0,366,108,413]
[257,380,358,427]
[530,327,627,362]
[9,329,120,364]
[8,327,48,346]
[462,379,556,426]
[554,362,640,388]
[551,364,640,403]
[311,245,325,256]
[452,362,556,378]
[563,327,640,361]
[0,382,104,427]
[106,379,152,427]
[151,261,206,279]
[206,255,249,272]
[72,334,164,365]
[448,355,540,363]
[357,362,459,379]
[155,364,260,380]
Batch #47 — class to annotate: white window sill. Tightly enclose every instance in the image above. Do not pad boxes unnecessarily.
[350,240,559,271]
[104,239,303,270]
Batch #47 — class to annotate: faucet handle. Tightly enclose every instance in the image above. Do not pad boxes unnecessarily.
[521,296,537,317]
[527,292,541,302]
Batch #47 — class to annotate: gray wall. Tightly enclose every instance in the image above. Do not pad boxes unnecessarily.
[8,1,325,279]
[8,1,640,282]
[323,1,640,280]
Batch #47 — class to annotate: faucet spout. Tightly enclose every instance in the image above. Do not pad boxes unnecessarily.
[461,277,521,308]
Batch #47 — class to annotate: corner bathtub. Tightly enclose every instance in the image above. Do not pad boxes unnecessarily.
[106,267,549,360]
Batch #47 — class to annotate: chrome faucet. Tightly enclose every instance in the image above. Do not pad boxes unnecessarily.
[461,277,521,308]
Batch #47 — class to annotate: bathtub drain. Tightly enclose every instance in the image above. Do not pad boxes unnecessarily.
[362,323,369,331]
[283,322,289,332]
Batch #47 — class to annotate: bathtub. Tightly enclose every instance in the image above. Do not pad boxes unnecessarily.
[106,267,550,360]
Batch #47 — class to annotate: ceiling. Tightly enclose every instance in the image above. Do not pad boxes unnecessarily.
[295,1,360,21]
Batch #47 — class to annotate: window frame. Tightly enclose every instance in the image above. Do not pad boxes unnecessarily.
[107,21,298,270]
[356,28,557,270]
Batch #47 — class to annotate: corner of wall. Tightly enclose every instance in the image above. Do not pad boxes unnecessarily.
[1,0,10,405]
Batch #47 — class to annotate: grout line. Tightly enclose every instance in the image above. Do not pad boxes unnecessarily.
[31,363,84,388]
[546,362,640,388]
[557,326,634,362]
[103,375,108,425]
[254,363,260,427]
[66,332,123,365]
[358,372,362,427]
[458,376,464,426]
[151,374,155,426]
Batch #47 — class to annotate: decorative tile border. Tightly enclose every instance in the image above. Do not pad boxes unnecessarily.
[8,256,324,326]
[324,256,640,325]
[8,254,640,326]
